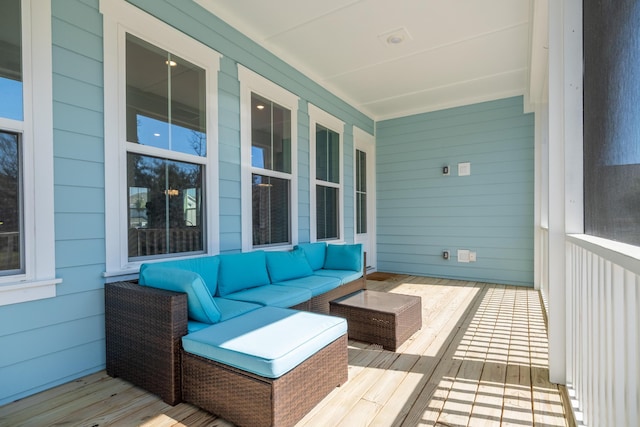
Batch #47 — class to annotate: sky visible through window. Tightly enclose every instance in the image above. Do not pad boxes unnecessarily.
[0,78,23,121]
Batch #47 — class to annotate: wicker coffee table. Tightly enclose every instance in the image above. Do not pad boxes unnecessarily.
[330,290,422,351]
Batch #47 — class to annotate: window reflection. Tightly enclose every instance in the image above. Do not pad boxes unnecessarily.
[0,131,21,273]
[0,0,23,121]
[127,153,204,258]
[126,34,206,156]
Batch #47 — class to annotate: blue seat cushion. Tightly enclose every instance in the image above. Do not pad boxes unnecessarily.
[224,285,311,308]
[217,251,271,296]
[266,249,313,282]
[273,275,341,297]
[324,243,363,272]
[214,297,262,322]
[139,256,220,296]
[314,269,362,284]
[295,242,326,271]
[188,299,261,333]
[139,267,221,324]
[182,306,347,378]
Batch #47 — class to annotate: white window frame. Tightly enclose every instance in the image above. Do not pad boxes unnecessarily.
[101,0,220,279]
[309,104,344,243]
[0,0,59,306]
[238,65,299,252]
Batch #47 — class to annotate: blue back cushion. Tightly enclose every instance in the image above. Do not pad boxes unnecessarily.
[138,256,220,296]
[266,249,314,282]
[139,267,221,324]
[295,242,326,271]
[217,251,271,296]
[324,243,363,272]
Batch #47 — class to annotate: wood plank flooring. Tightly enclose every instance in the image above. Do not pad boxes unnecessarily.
[0,275,569,427]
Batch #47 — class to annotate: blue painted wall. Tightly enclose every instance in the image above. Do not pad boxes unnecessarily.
[376,97,535,286]
[0,0,373,405]
[0,0,106,405]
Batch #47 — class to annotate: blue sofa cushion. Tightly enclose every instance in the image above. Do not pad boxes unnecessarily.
[273,275,341,297]
[217,251,270,296]
[295,242,326,271]
[182,306,347,378]
[324,243,362,272]
[214,297,262,322]
[313,269,362,285]
[224,285,312,308]
[266,249,313,282]
[139,256,220,296]
[139,267,221,324]
[188,298,262,333]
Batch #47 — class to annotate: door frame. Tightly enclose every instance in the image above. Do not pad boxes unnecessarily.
[354,126,376,272]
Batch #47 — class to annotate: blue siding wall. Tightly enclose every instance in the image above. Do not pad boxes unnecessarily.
[0,0,373,405]
[0,0,106,405]
[376,97,534,286]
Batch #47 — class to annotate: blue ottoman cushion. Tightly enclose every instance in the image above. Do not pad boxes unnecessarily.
[182,306,347,378]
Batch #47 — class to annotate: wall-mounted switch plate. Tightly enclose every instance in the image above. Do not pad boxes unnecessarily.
[458,162,471,176]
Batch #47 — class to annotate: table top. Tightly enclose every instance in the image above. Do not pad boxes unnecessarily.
[331,290,420,313]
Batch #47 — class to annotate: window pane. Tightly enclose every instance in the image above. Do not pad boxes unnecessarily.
[316,125,339,183]
[251,93,291,173]
[316,185,339,240]
[252,174,290,246]
[127,153,204,258]
[0,131,22,274]
[357,193,367,234]
[0,0,23,121]
[126,34,206,156]
[356,149,367,234]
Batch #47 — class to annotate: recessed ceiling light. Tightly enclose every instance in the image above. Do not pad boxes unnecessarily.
[256,104,265,110]
[165,60,177,67]
[378,27,413,46]
[387,35,404,45]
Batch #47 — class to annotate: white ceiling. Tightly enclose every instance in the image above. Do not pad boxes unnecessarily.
[196,0,534,121]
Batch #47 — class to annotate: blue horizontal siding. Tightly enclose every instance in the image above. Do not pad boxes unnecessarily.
[377,96,534,286]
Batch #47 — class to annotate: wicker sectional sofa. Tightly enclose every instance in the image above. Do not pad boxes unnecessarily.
[105,243,366,426]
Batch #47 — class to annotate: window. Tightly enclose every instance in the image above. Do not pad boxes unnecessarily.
[239,66,298,251]
[309,104,344,242]
[583,0,640,246]
[102,0,220,277]
[0,0,58,305]
[125,34,206,259]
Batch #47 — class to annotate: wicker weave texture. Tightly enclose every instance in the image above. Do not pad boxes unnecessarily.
[105,281,188,405]
[182,334,348,427]
[330,291,422,351]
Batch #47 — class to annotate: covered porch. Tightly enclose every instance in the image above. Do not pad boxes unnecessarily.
[0,275,569,426]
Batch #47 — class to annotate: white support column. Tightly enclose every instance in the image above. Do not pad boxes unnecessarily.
[547,0,566,384]
[547,0,583,385]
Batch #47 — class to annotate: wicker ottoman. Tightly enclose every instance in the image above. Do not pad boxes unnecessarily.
[330,290,422,351]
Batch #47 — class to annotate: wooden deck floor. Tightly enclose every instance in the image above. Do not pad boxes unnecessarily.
[0,275,569,427]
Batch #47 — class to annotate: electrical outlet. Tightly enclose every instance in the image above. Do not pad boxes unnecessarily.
[442,250,450,260]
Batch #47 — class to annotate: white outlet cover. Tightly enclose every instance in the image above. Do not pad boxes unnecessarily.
[458,162,471,176]
[458,249,470,263]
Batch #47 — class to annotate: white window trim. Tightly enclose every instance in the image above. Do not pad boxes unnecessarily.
[0,0,60,306]
[308,103,345,243]
[238,65,299,252]
[101,0,221,278]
